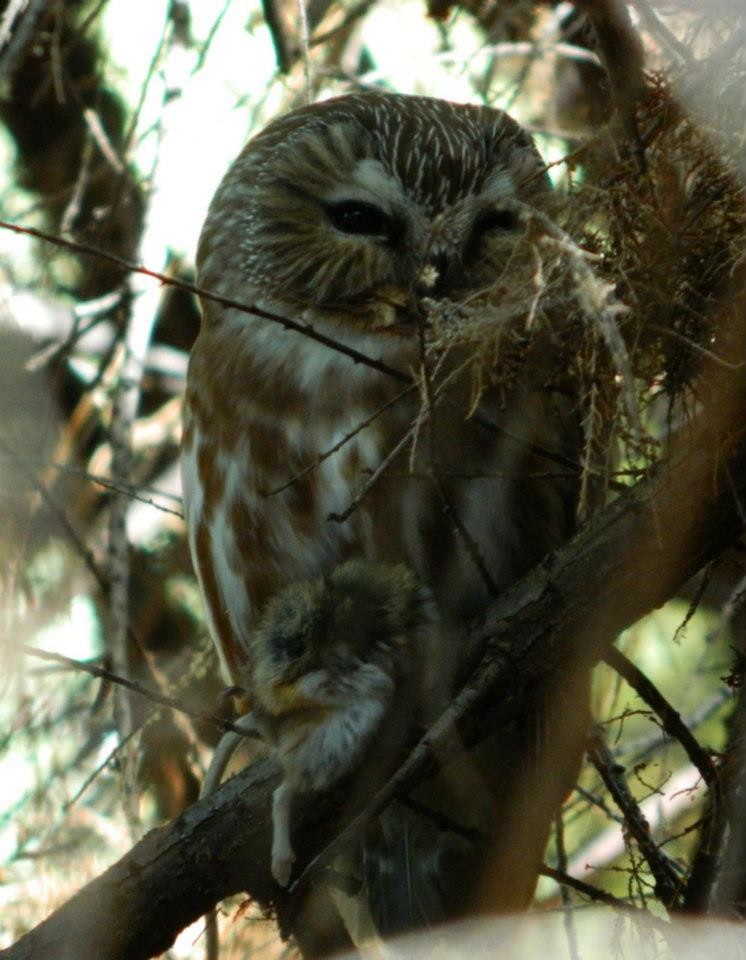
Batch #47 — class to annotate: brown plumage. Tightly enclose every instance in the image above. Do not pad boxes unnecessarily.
[183,91,585,942]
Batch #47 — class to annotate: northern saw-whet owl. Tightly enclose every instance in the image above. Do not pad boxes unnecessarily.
[182,91,585,941]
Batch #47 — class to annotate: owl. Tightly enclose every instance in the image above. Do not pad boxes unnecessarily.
[182,92,584,936]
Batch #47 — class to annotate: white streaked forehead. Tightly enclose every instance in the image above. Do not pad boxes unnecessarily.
[324,157,408,212]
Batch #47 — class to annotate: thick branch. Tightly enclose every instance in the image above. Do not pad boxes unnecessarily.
[6,760,279,960]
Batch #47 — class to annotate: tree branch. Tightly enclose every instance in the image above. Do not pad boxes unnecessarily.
[587,732,682,906]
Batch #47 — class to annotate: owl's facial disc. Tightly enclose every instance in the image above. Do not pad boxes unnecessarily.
[198,94,553,326]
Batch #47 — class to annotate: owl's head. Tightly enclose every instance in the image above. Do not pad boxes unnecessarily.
[198,93,553,330]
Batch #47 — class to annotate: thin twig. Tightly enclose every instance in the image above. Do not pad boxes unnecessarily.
[0,434,108,593]
[468,407,592,478]
[193,0,232,73]
[648,323,745,372]
[16,643,253,738]
[612,692,729,769]
[555,816,581,960]
[603,646,719,788]
[265,384,415,497]
[631,0,695,65]
[416,303,499,598]
[57,468,184,517]
[673,562,715,644]
[82,107,125,173]
[0,457,183,511]
[326,422,415,523]
[587,731,682,908]
[376,469,579,481]
[429,470,500,597]
[540,864,631,909]
[63,721,145,813]
[0,218,411,385]
[573,784,624,825]
[325,359,470,523]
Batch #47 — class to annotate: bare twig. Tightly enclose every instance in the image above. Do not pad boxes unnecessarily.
[325,358,472,523]
[265,384,415,497]
[673,564,716,644]
[82,107,126,173]
[540,864,631,909]
[415,302,499,598]
[587,732,682,907]
[648,324,746,372]
[555,816,581,960]
[0,457,183,512]
[63,720,147,813]
[0,218,411,385]
[429,469,500,597]
[603,646,719,788]
[16,643,252,738]
[631,0,695,65]
[326,421,415,523]
[0,434,108,593]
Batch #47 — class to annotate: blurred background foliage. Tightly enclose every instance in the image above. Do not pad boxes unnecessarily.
[0,1,745,957]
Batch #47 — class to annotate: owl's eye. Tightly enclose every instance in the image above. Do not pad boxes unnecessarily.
[473,208,520,234]
[324,200,399,241]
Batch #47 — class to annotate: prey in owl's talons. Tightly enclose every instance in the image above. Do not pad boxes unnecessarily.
[249,559,437,888]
